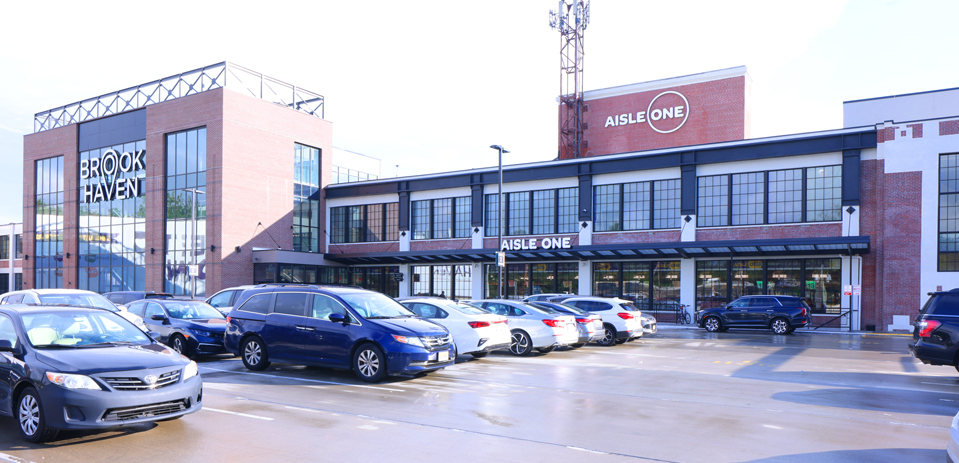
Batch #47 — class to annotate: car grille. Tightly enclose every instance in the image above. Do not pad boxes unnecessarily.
[421,334,451,350]
[101,399,190,422]
[101,370,181,391]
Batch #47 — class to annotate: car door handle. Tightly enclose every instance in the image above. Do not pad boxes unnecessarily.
[767,310,773,312]
[295,325,315,331]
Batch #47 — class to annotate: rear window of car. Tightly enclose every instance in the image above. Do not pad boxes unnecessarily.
[238,293,272,314]
[930,294,959,316]
[450,304,489,315]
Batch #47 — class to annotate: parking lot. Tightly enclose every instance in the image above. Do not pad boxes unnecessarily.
[0,327,953,463]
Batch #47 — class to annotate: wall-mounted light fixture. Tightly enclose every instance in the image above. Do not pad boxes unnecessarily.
[210,245,216,252]
[581,221,588,229]
[24,254,29,260]
[235,246,242,253]
[683,215,692,223]
[65,253,70,258]
[150,248,155,255]
[473,227,479,234]
[401,231,407,237]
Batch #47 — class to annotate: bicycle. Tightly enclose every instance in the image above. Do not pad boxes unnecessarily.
[676,304,691,325]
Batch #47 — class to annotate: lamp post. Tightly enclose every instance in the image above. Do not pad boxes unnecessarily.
[184,188,206,299]
[490,145,509,299]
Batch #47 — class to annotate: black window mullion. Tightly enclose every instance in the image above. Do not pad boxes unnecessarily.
[649,182,656,230]
[619,184,625,232]
[381,203,387,242]
[799,260,807,300]
[801,168,808,223]
[429,200,435,240]
[726,259,733,302]
[762,260,768,295]
[618,264,624,300]
[528,191,534,236]
[763,171,770,225]
[505,193,511,236]
[647,263,653,312]
[362,205,368,242]
[727,174,733,226]
[554,189,560,234]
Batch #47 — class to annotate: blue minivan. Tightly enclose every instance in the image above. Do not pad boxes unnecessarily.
[224,285,456,382]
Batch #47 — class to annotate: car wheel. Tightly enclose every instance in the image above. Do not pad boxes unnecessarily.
[508,330,533,356]
[170,334,189,356]
[241,336,271,371]
[18,387,58,443]
[571,343,586,348]
[597,325,617,346]
[536,346,556,354]
[471,351,489,358]
[353,343,387,383]
[771,317,791,335]
[704,317,722,333]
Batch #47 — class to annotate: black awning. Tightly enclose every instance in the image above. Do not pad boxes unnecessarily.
[323,235,870,265]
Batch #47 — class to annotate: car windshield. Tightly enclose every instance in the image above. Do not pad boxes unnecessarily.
[449,303,490,315]
[164,301,225,319]
[339,292,416,319]
[22,310,151,348]
[37,293,118,312]
[520,303,552,314]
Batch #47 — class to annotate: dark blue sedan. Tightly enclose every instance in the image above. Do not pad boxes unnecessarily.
[0,305,202,442]
[126,300,228,357]
[224,286,455,382]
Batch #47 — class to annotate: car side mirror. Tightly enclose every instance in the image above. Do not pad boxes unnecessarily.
[150,314,169,322]
[328,313,348,324]
[0,339,13,352]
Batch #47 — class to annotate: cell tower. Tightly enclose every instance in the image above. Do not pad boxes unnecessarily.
[550,0,590,159]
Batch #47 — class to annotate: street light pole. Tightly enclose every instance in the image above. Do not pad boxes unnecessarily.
[490,145,509,299]
[184,188,206,299]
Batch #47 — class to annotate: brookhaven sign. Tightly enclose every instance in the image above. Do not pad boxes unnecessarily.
[603,90,690,134]
[501,237,573,251]
[79,149,145,203]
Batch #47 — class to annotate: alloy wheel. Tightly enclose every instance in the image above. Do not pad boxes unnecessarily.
[600,328,614,346]
[244,341,261,365]
[705,317,720,332]
[19,394,39,437]
[509,332,529,355]
[172,337,184,354]
[358,349,379,377]
[772,319,789,335]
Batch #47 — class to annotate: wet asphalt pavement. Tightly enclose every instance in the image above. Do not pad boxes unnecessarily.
[0,327,953,463]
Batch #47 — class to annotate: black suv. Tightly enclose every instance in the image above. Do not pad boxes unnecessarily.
[695,295,810,335]
[909,289,959,371]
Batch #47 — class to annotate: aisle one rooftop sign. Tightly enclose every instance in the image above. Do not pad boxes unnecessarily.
[573,66,750,158]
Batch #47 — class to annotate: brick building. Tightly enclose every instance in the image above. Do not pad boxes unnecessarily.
[20,63,959,331]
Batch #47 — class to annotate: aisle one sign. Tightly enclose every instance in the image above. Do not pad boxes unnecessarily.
[501,237,572,251]
[603,90,690,134]
[79,149,145,203]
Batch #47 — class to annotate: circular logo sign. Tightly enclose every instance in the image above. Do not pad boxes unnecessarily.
[144,375,158,386]
[646,91,690,134]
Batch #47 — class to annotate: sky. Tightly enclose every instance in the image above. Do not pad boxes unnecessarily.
[1,0,957,225]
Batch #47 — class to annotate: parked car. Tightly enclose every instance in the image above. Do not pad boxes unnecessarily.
[640,313,658,334]
[224,286,456,382]
[400,298,511,358]
[523,293,572,303]
[909,288,959,370]
[470,299,579,355]
[0,304,202,442]
[103,291,174,307]
[695,295,810,335]
[527,301,604,347]
[0,289,148,332]
[127,299,227,357]
[560,297,645,346]
[205,285,257,316]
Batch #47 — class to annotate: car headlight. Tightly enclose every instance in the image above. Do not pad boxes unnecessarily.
[46,372,102,390]
[191,329,216,338]
[183,361,199,380]
[392,334,425,347]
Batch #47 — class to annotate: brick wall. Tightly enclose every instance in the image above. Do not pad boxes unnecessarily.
[592,230,681,244]
[860,159,882,330]
[696,223,842,241]
[329,242,401,254]
[411,239,472,252]
[941,119,959,136]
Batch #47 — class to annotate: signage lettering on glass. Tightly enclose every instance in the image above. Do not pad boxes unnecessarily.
[79,149,145,203]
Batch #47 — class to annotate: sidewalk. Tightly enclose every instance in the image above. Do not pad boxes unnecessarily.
[655,323,913,337]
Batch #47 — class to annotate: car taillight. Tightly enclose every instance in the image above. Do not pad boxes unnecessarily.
[226,316,231,323]
[919,320,941,338]
[543,319,564,328]
[617,312,634,320]
[800,307,807,317]
[575,318,591,323]
[492,320,507,324]
[468,321,490,328]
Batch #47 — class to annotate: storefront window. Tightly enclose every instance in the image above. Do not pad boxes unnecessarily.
[652,261,681,311]
[593,262,620,297]
[506,263,529,299]
[293,144,321,252]
[486,264,500,298]
[767,260,801,296]
[731,260,763,299]
[411,265,430,296]
[621,262,650,304]
[164,128,205,297]
[35,155,64,289]
[696,260,729,310]
[557,263,578,294]
[531,263,555,295]
[806,258,841,314]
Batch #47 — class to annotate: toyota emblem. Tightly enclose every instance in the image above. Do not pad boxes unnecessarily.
[144,375,158,386]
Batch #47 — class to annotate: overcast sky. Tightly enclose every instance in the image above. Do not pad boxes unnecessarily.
[1,0,956,225]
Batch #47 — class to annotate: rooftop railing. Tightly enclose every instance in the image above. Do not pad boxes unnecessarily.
[33,62,325,133]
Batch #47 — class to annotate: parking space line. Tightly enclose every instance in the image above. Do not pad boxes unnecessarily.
[0,453,35,463]
[201,367,405,392]
[203,407,274,421]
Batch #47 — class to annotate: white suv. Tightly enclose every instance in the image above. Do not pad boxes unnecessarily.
[0,288,148,331]
[561,297,645,346]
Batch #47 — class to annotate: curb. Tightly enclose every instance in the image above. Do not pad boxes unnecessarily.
[655,324,913,337]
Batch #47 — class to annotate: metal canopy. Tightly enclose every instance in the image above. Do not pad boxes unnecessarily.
[323,236,871,265]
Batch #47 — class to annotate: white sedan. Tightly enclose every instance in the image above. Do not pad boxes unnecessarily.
[401,298,511,358]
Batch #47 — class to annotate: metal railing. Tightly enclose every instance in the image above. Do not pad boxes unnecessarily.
[34,62,324,133]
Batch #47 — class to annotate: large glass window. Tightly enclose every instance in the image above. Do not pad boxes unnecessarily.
[806,165,842,222]
[35,156,64,289]
[293,144,321,252]
[621,262,650,304]
[731,260,763,299]
[806,258,841,314]
[695,258,842,314]
[652,261,681,311]
[508,192,530,236]
[454,197,471,238]
[592,261,680,311]
[653,180,681,229]
[164,128,205,297]
[410,265,471,299]
[593,185,621,232]
[531,263,555,295]
[593,262,621,297]
[732,172,764,225]
[768,169,802,224]
[532,190,555,235]
[366,204,383,242]
[385,203,400,241]
[432,198,452,239]
[696,260,729,311]
[348,206,365,243]
[0,236,8,260]
[409,197,470,240]
[767,259,801,296]
[623,182,651,231]
[330,203,399,244]
[940,154,959,271]
[485,194,500,237]
[697,175,728,227]
[411,200,430,240]
[79,138,148,294]
[15,234,22,259]
[506,263,530,299]
[558,187,579,233]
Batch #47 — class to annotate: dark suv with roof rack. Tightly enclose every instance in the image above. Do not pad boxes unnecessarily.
[695,295,810,335]
[224,285,455,382]
[909,288,959,371]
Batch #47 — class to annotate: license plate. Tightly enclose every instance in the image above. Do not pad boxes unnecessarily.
[438,351,449,362]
